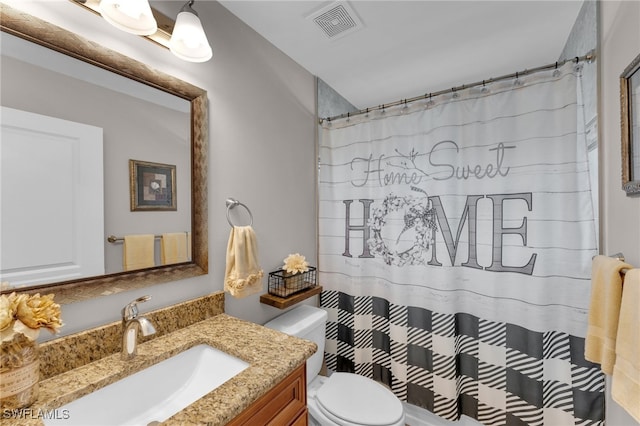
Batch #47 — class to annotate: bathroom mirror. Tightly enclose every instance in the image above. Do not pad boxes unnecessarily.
[621,52,640,196]
[0,5,208,303]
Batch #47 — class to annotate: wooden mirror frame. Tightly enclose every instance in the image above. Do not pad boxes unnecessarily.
[621,52,640,196]
[0,4,208,303]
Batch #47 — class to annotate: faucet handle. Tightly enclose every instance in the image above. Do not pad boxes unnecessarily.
[122,295,151,321]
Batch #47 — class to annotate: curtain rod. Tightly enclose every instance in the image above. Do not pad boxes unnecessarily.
[321,50,596,123]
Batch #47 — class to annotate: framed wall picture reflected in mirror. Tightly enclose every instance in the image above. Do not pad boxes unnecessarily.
[621,52,640,196]
[130,159,177,211]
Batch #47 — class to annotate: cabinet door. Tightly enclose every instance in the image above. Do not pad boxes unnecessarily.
[228,364,307,426]
[290,410,308,426]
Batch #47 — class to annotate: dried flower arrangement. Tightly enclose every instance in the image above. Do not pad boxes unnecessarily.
[0,291,63,409]
[0,292,63,342]
[267,254,316,297]
[282,253,310,275]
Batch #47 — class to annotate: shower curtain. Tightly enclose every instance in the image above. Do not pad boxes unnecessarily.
[318,63,604,425]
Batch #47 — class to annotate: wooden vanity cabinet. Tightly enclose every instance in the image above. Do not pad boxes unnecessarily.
[227,363,307,426]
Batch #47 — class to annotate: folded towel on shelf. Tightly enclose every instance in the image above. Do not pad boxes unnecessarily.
[123,234,156,271]
[161,232,189,265]
[584,255,633,374]
[612,268,640,423]
[224,226,264,298]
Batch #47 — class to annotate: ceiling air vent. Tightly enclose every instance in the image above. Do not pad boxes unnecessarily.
[308,2,363,40]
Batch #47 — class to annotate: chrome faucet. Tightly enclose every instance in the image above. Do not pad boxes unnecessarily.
[121,295,156,359]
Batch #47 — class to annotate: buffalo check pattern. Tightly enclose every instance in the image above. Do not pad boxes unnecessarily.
[321,290,605,426]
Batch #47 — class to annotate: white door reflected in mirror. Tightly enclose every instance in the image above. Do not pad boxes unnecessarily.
[0,107,104,287]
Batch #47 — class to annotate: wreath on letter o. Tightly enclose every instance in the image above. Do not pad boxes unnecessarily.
[368,191,438,267]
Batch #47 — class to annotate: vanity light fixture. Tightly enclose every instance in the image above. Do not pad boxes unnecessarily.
[73,0,212,63]
[99,0,158,36]
[170,0,213,63]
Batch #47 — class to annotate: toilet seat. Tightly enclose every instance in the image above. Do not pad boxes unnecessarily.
[315,373,404,426]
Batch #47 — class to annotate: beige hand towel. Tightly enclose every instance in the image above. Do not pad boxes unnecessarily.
[584,255,633,374]
[187,231,192,261]
[161,232,189,265]
[224,226,264,298]
[612,268,640,423]
[123,234,156,271]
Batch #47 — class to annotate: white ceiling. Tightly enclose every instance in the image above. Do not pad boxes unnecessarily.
[218,1,584,110]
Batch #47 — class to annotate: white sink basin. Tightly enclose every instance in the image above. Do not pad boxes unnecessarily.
[45,344,249,426]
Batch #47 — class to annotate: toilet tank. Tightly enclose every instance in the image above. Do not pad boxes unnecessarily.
[264,305,328,381]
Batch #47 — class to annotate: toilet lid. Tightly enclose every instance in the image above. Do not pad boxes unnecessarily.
[316,373,403,426]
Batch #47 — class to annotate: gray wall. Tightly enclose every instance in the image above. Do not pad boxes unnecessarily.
[558,0,600,240]
[599,1,640,425]
[317,77,358,120]
[561,2,640,425]
[559,0,598,126]
[5,0,317,337]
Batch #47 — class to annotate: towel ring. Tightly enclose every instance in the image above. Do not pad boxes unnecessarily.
[226,198,253,227]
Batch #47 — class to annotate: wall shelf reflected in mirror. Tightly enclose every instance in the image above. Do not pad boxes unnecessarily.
[0,4,208,304]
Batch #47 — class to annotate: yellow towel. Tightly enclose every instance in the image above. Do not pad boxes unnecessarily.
[123,234,155,271]
[584,255,633,374]
[612,268,640,423]
[161,232,189,265]
[224,226,264,298]
[187,232,192,261]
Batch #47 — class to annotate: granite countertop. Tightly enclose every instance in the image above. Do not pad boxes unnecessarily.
[7,314,316,425]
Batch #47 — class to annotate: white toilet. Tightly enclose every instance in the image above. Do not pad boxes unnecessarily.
[265,305,405,426]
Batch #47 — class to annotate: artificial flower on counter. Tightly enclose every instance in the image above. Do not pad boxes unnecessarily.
[282,253,310,275]
[0,291,62,409]
[0,292,63,342]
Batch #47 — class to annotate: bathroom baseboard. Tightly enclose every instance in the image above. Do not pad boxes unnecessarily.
[403,403,482,426]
